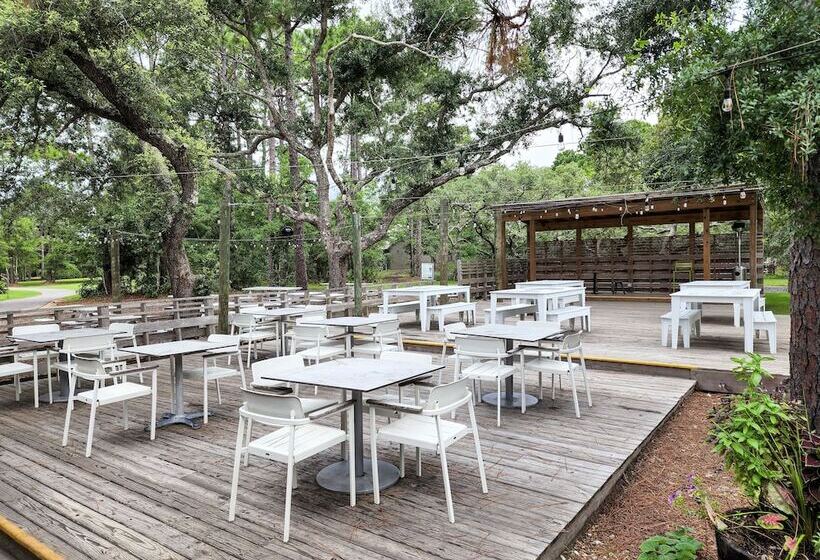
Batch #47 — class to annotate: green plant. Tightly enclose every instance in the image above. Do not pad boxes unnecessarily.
[0,277,6,295]
[709,354,818,557]
[638,528,702,560]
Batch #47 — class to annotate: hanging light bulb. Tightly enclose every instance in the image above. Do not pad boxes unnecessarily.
[683,201,688,208]
[458,151,466,175]
[722,87,733,113]
[557,130,564,147]
[574,213,579,220]
[740,189,747,199]
[722,195,727,205]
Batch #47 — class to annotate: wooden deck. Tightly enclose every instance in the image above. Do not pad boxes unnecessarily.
[0,356,695,560]
[403,299,791,377]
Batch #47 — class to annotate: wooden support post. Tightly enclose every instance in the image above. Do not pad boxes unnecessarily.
[749,198,758,288]
[110,232,121,303]
[527,220,537,281]
[351,212,363,316]
[438,199,449,285]
[456,259,463,284]
[757,200,765,291]
[575,228,582,280]
[218,177,231,334]
[702,208,711,280]
[495,212,507,289]
[688,221,695,263]
[626,225,634,286]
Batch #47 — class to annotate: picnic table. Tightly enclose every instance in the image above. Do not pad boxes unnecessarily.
[679,281,751,326]
[381,285,470,332]
[259,357,443,493]
[669,288,762,352]
[489,285,585,323]
[122,339,234,428]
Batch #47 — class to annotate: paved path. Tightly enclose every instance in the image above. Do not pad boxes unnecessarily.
[0,287,76,313]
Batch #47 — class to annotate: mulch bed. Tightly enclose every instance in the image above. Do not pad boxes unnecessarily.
[563,391,747,559]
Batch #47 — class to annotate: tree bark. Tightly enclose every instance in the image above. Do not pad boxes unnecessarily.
[789,235,820,431]
[328,246,348,288]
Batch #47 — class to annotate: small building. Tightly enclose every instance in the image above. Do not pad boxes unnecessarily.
[492,185,764,292]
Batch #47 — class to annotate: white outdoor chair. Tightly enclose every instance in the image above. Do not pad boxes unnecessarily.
[108,323,143,380]
[0,346,35,405]
[293,305,327,323]
[454,336,518,426]
[287,324,346,364]
[181,334,246,423]
[55,334,117,384]
[10,324,59,406]
[351,320,403,359]
[230,313,279,367]
[367,377,488,523]
[249,355,338,413]
[439,322,468,370]
[62,358,158,457]
[522,332,591,418]
[227,389,355,542]
[380,351,436,403]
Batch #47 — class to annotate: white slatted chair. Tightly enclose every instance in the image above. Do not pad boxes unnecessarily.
[181,334,246,424]
[0,346,35,405]
[353,313,398,335]
[523,332,590,418]
[249,356,338,413]
[287,324,346,364]
[293,305,327,323]
[439,322,469,370]
[62,358,158,457]
[454,336,518,426]
[108,323,143,381]
[230,313,279,367]
[55,334,117,384]
[351,320,403,359]
[367,377,488,523]
[228,389,355,542]
[380,351,435,403]
[10,324,58,406]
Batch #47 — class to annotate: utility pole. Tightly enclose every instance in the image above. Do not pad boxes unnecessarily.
[438,199,449,285]
[352,212,363,315]
[218,177,231,334]
[110,232,121,303]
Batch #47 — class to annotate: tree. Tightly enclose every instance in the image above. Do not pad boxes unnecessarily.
[0,0,215,296]
[633,0,820,428]
[209,0,698,286]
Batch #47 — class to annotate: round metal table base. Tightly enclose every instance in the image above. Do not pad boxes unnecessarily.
[482,392,539,409]
[316,460,400,494]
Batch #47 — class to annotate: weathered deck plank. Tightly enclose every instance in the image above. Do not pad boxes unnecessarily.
[0,356,694,560]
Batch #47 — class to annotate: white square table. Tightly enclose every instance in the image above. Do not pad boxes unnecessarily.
[381,285,470,332]
[489,286,585,323]
[679,281,751,326]
[259,357,443,494]
[669,288,761,352]
[122,340,234,428]
[10,327,111,403]
[514,280,585,288]
[299,316,396,356]
[453,323,563,408]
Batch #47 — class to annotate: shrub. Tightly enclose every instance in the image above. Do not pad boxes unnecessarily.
[0,277,6,295]
[638,528,702,560]
[79,278,105,298]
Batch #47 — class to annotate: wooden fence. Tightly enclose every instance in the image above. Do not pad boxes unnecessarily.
[457,232,764,297]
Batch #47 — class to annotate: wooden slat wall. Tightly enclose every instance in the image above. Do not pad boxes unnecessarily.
[459,232,764,297]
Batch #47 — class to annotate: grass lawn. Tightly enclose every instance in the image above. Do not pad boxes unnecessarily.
[0,288,41,301]
[765,292,790,315]
[764,274,788,287]
[16,277,87,292]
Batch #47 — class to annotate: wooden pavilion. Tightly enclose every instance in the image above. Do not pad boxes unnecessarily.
[493,185,764,293]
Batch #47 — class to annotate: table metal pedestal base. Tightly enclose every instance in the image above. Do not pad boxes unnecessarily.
[316,460,400,494]
[482,392,539,409]
[155,411,207,429]
[38,371,72,404]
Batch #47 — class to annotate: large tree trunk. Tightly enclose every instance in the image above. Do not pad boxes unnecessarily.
[294,218,308,289]
[163,170,197,298]
[328,246,348,288]
[789,235,820,431]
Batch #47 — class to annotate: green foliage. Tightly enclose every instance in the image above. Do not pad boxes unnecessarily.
[0,277,6,295]
[711,355,796,500]
[637,528,703,560]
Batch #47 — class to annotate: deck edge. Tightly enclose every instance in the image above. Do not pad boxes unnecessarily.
[0,514,64,560]
[536,380,697,560]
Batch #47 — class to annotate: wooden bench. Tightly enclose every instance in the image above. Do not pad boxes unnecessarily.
[484,304,537,324]
[427,302,476,331]
[660,308,702,348]
[753,310,777,353]
[544,305,592,332]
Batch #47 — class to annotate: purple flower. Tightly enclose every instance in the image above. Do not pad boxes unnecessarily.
[668,489,682,504]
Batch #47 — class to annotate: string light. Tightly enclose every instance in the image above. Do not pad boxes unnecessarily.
[740,189,747,199]
[722,72,733,113]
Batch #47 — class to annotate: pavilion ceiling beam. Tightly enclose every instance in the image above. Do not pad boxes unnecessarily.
[531,208,752,231]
